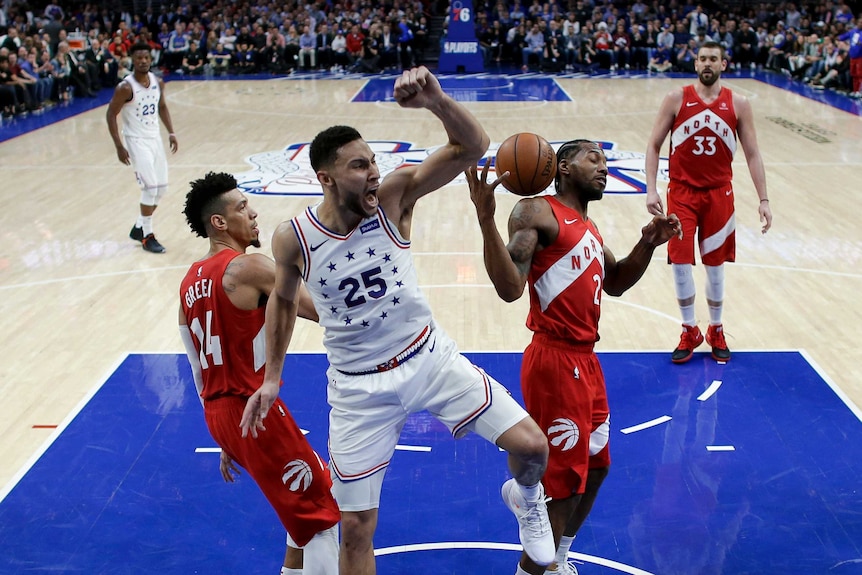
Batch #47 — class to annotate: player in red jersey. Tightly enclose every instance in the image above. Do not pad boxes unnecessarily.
[645,41,773,364]
[178,172,340,575]
[467,139,682,575]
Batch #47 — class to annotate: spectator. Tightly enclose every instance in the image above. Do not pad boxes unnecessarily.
[522,22,545,71]
[182,40,204,75]
[208,42,231,76]
[593,21,614,69]
[330,29,349,71]
[298,24,316,70]
[345,24,364,66]
[315,23,334,71]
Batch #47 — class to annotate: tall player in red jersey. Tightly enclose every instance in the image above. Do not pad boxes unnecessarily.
[178,172,340,575]
[467,140,682,575]
[645,41,773,364]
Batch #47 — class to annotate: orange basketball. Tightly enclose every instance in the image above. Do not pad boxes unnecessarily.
[494,133,557,196]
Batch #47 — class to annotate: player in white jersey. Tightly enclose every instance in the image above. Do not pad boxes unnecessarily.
[106,42,178,254]
[240,67,556,575]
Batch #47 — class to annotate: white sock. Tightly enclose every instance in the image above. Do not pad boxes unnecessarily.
[141,215,153,236]
[555,535,575,566]
[135,215,144,228]
[704,264,725,325]
[517,481,542,503]
[515,565,531,575]
[672,263,696,326]
[281,568,301,575]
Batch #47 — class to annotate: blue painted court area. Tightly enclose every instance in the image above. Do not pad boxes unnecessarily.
[1,351,861,575]
[352,74,571,102]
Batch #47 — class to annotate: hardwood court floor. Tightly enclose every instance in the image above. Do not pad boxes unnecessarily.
[1,74,860,492]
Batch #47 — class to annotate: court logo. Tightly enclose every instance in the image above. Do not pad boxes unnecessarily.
[282,459,314,491]
[548,418,580,451]
[235,140,669,196]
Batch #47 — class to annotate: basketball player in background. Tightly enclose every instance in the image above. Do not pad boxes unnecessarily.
[179,172,340,575]
[239,66,556,575]
[467,140,682,575]
[106,42,178,254]
[645,41,772,364]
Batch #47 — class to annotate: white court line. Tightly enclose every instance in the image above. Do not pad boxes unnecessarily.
[706,445,736,452]
[799,349,862,423]
[697,380,723,401]
[619,415,671,434]
[0,353,129,503]
[373,541,655,574]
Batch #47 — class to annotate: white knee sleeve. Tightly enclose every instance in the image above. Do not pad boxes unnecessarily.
[704,264,725,303]
[140,185,166,207]
[672,263,696,301]
[300,525,340,575]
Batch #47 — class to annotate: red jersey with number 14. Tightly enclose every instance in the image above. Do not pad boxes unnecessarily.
[526,196,604,344]
[669,85,738,189]
[180,249,265,400]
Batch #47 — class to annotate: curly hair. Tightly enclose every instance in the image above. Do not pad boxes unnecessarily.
[309,125,362,171]
[183,172,238,238]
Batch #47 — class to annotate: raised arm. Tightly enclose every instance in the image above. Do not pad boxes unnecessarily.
[380,66,490,226]
[466,162,541,302]
[239,222,304,438]
[603,214,682,296]
[645,88,681,215]
[734,93,772,233]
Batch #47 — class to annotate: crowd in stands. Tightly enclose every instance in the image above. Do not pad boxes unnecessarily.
[462,0,860,96]
[0,0,859,119]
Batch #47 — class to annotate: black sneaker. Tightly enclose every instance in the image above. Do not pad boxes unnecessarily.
[671,324,704,364]
[129,225,144,241]
[142,234,166,253]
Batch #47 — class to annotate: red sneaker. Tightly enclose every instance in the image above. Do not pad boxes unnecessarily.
[706,324,731,362]
[671,324,704,364]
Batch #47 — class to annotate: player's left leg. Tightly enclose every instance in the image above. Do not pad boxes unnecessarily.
[700,186,736,361]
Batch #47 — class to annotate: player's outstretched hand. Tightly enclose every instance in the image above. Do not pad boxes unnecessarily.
[393,66,443,109]
[642,213,683,247]
[239,381,279,439]
[219,450,241,483]
[465,161,507,221]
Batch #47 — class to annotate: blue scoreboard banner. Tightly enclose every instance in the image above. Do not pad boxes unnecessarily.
[438,0,485,73]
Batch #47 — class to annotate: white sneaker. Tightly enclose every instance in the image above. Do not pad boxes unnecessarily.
[501,478,555,566]
[546,560,579,574]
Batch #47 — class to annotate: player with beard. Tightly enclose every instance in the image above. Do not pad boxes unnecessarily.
[645,40,772,365]
[466,140,682,575]
[240,67,556,575]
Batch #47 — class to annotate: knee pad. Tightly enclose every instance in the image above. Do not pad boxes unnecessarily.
[140,186,158,207]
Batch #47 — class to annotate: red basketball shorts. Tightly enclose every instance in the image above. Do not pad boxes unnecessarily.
[521,334,611,499]
[666,181,736,266]
[204,396,340,547]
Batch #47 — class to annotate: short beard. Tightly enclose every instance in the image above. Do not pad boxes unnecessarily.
[251,238,262,248]
[699,70,720,86]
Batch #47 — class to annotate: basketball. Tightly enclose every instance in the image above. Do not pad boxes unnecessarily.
[494,133,557,196]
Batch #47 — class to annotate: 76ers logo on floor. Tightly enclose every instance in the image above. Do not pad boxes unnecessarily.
[235,140,669,196]
[282,459,314,491]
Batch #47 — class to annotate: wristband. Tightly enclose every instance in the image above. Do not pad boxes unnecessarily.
[760,199,769,203]
[169,133,176,137]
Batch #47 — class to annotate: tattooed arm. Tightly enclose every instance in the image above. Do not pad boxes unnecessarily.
[468,163,552,302]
